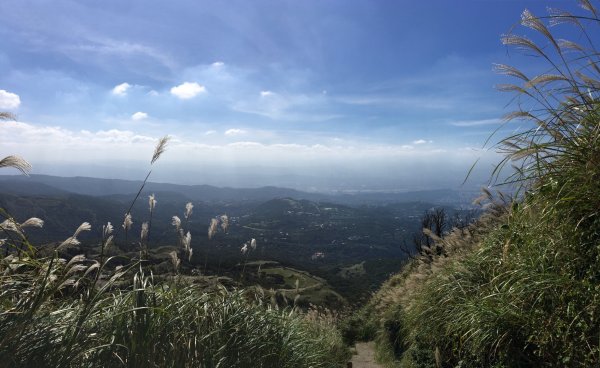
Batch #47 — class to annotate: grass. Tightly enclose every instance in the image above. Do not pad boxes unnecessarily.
[0,262,349,367]
[353,2,600,367]
[0,131,350,367]
[257,264,347,308]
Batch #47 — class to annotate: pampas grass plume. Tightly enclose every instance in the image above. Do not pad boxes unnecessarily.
[151,136,170,164]
[149,194,157,212]
[220,215,229,232]
[184,202,193,219]
[208,218,218,240]
[172,216,181,231]
[141,222,149,241]
[122,213,133,231]
[20,217,44,229]
[0,155,32,176]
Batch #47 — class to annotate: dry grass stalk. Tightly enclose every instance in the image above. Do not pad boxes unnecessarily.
[0,156,32,176]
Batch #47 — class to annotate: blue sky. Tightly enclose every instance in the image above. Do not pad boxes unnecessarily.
[0,0,582,190]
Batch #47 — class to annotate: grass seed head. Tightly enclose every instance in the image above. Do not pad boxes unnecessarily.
[21,217,44,229]
[0,155,32,176]
[208,218,218,239]
[149,194,157,212]
[172,216,181,231]
[151,135,170,164]
[184,202,193,219]
[122,213,133,231]
[141,222,149,241]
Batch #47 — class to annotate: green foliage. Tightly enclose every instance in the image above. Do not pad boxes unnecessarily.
[338,305,378,345]
[0,255,349,367]
[365,2,600,367]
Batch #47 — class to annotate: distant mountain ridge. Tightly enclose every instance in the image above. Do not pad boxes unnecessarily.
[0,174,476,206]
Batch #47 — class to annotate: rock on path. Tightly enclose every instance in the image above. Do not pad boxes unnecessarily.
[349,342,383,368]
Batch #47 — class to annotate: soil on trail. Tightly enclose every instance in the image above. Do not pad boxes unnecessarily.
[350,342,383,368]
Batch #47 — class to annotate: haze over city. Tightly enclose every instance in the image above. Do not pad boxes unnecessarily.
[0,0,575,190]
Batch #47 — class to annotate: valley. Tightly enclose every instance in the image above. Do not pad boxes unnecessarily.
[0,174,476,304]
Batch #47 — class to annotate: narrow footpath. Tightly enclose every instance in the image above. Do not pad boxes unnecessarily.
[350,342,383,368]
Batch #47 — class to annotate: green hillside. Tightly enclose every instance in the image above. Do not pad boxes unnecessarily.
[347,4,600,368]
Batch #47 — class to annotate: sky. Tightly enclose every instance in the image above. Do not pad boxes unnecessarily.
[0,0,584,191]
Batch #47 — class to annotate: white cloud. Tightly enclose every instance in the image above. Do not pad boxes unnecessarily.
[131,112,148,121]
[450,118,502,127]
[0,121,155,148]
[224,128,247,136]
[0,90,21,109]
[170,82,206,99]
[212,61,224,67]
[204,130,217,136]
[0,120,502,190]
[413,139,427,145]
[112,82,131,96]
[260,90,274,97]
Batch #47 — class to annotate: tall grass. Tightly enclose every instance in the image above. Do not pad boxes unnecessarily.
[0,263,348,367]
[0,126,349,367]
[360,2,600,367]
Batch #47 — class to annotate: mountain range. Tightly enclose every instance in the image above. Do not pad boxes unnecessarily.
[0,174,478,206]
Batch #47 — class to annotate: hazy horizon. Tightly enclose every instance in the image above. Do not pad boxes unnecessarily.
[0,0,571,190]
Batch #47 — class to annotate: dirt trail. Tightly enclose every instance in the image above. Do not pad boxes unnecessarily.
[350,342,383,368]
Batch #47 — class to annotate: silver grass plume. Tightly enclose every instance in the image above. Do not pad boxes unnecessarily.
[140,222,149,242]
[122,213,133,231]
[83,261,100,278]
[169,251,180,273]
[65,254,86,269]
[74,222,91,237]
[220,214,229,232]
[102,222,114,249]
[172,216,181,232]
[208,218,218,240]
[184,202,193,219]
[103,222,113,238]
[151,136,170,164]
[183,231,191,250]
[0,155,32,176]
[21,217,44,229]
[66,264,87,276]
[183,231,192,261]
[0,219,19,232]
[58,222,91,249]
[148,194,157,212]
